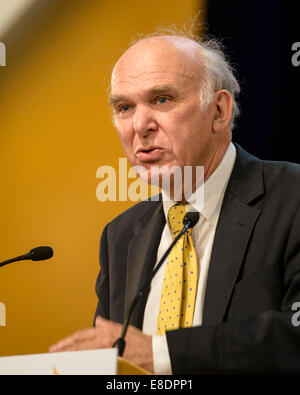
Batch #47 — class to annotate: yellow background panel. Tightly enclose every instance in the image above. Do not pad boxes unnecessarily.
[0,0,204,356]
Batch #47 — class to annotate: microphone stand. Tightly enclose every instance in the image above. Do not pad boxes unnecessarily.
[0,254,31,268]
[113,217,196,357]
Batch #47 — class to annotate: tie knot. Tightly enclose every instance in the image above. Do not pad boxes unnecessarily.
[168,204,187,235]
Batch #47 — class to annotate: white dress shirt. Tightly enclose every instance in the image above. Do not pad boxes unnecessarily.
[142,142,237,374]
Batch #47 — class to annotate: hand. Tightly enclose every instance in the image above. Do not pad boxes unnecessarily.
[49,316,154,373]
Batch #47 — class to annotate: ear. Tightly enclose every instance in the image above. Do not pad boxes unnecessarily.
[212,90,233,133]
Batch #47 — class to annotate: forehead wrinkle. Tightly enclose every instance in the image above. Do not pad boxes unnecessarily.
[150,84,178,93]
[111,67,200,96]
[115,65,197,79]
[110,76,200,107]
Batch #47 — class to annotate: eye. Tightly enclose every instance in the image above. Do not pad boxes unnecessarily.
[156,96,169,105]
[118,104,131,113]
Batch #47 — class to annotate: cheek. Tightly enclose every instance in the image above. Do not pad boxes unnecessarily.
[162,112,211,160]
[159,112,188,142]
[162,114,195,148]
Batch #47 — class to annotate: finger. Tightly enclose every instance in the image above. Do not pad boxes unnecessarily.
[49,328,96,353]
[49,334,93,353]
[52,338,98,352]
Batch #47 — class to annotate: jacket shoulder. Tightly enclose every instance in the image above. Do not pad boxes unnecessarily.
[262,158,300,191]
[234,143,300,192]
[107,197,162,232]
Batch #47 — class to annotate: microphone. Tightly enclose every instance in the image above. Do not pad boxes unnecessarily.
[0,246,53,268]
[113,210,199,356]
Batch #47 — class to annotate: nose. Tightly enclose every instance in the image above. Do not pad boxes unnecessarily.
[133,105,158,136]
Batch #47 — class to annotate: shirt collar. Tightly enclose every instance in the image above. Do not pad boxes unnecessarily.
[162,142,237,227]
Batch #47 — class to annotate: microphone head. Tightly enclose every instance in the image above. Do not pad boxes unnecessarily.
[183,211,199,228]
[29,246,53,261]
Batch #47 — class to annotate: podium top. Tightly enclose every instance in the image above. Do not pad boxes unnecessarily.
[0,349,152,375]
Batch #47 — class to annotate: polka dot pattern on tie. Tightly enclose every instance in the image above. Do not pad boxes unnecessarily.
[157,204,198,335]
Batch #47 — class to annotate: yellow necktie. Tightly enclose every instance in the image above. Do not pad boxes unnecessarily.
[157,204,198,335]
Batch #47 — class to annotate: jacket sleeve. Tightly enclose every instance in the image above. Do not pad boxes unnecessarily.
[94,223,110,325]
[166,206,300,374]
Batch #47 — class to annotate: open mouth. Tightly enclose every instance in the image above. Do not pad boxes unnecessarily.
[136,147,162,162]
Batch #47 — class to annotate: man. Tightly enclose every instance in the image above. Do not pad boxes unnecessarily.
[50,33,300,374]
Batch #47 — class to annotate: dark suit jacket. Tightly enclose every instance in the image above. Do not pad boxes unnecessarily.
[95,144,300,374]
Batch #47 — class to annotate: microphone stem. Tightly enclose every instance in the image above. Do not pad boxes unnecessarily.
[114,221,191,356]
[0,254,30,268]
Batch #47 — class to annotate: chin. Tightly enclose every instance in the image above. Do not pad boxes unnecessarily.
[133,163,182,190]
[131,165,154,185]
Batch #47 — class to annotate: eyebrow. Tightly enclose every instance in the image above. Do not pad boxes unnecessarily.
[108,84,179,106]
[108,93,126,106]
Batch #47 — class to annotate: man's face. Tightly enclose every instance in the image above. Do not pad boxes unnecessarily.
[110,38,216,183]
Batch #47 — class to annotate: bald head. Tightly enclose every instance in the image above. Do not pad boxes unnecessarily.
[111,36,204,91]
[114,35,204,66]
[110,34,240,130]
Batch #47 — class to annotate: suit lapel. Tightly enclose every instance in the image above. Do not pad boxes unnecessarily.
[125,200,165,328]
[202,195,261,324]
[202,144,264,324]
